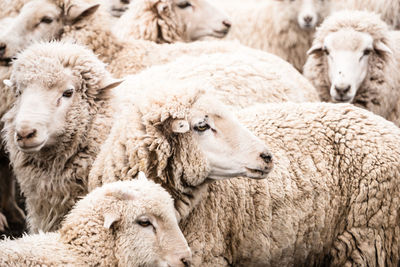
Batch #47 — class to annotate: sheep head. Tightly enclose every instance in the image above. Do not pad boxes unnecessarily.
[0,0,100,65]
[115,80,274,195]
[306,10,397,105]
[61,179,192,267]
[2,42,121,154]
[274,0,332,30]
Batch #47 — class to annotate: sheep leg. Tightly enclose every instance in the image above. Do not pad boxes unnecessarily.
[328,228,393,267]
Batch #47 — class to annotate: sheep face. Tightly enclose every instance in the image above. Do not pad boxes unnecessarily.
[0,0,100,64]
[6,69,83,153]
[276,0,331,30]
[100,179,191,267]
[170,96,273,181]
[111,187,192,267]
[171,0,231,41]
[308,29,393,103]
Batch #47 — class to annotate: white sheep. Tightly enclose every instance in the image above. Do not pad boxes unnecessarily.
[113,0,231,43]
[89,75,400,265]
[2,42,123,233]
[335,0,400,29]
[220,0,333,72]
[304,10,400,126]
[0,175,192,267]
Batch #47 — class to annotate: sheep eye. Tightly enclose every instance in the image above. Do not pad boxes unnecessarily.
[177,1,192,8]
[137,219,152,227]
[323,48,330,56]
[363,49,371,56]
[62,88,74,98]
[194,124,210,132]
[40,16,53,24]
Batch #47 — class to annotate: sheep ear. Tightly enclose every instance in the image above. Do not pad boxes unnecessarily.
[66,2,100,25]
[374,41,393,55]
[103,212,120,229]
[307,44,323,55]
[3,79,13,88]
[101,78,124,91]
[156,1,169,15]
[137,171,148,181]
[171,119,190,133]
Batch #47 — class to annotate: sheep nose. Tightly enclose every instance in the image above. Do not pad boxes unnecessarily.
[222,20,232,29]
[303,16,313,24]
[260,152,273,165]
[181,257,191,267]
[16,128,37,141]
[0,43,6,57]
[335,85,351,95]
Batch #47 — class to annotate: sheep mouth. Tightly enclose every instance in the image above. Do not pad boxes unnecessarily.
[332,96,353,103]
[212,29,230,38]
[245,167,270,178]
[17,140,46,153]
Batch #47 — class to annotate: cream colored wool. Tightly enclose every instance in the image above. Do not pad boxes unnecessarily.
[303,10,400,126]
[2,42,120,233]
[221,0,332,72]
[0,179,189,266]
[113,51,319,110]
[335,0,400,29]
[90,95,400,265]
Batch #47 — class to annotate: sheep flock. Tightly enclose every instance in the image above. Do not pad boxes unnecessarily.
[1,0,400,266]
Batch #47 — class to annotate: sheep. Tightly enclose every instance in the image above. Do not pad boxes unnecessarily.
[0,0,290,78]
[335,0,400,30]
[113,0,231,43]
[220,0,333,72]
[0,175,192,267]
[89,77,400,265]
[2,42,124,233]
[88,77,275,219]
[303,10,400,126]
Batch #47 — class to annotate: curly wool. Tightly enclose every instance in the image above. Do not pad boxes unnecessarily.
[112,51,319,111]
[303,10,400,125]
[2,42,117,233]
[114,0,185,43]
[335,0,400,29]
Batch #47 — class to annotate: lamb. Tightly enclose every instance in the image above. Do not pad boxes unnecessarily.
[2,42,123,233]
[303,10,400,126]
[335,0,400,30]
[89,75,400,265]
[0,175,192,267]
[220,0,333,72]
[0,0,294,78]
